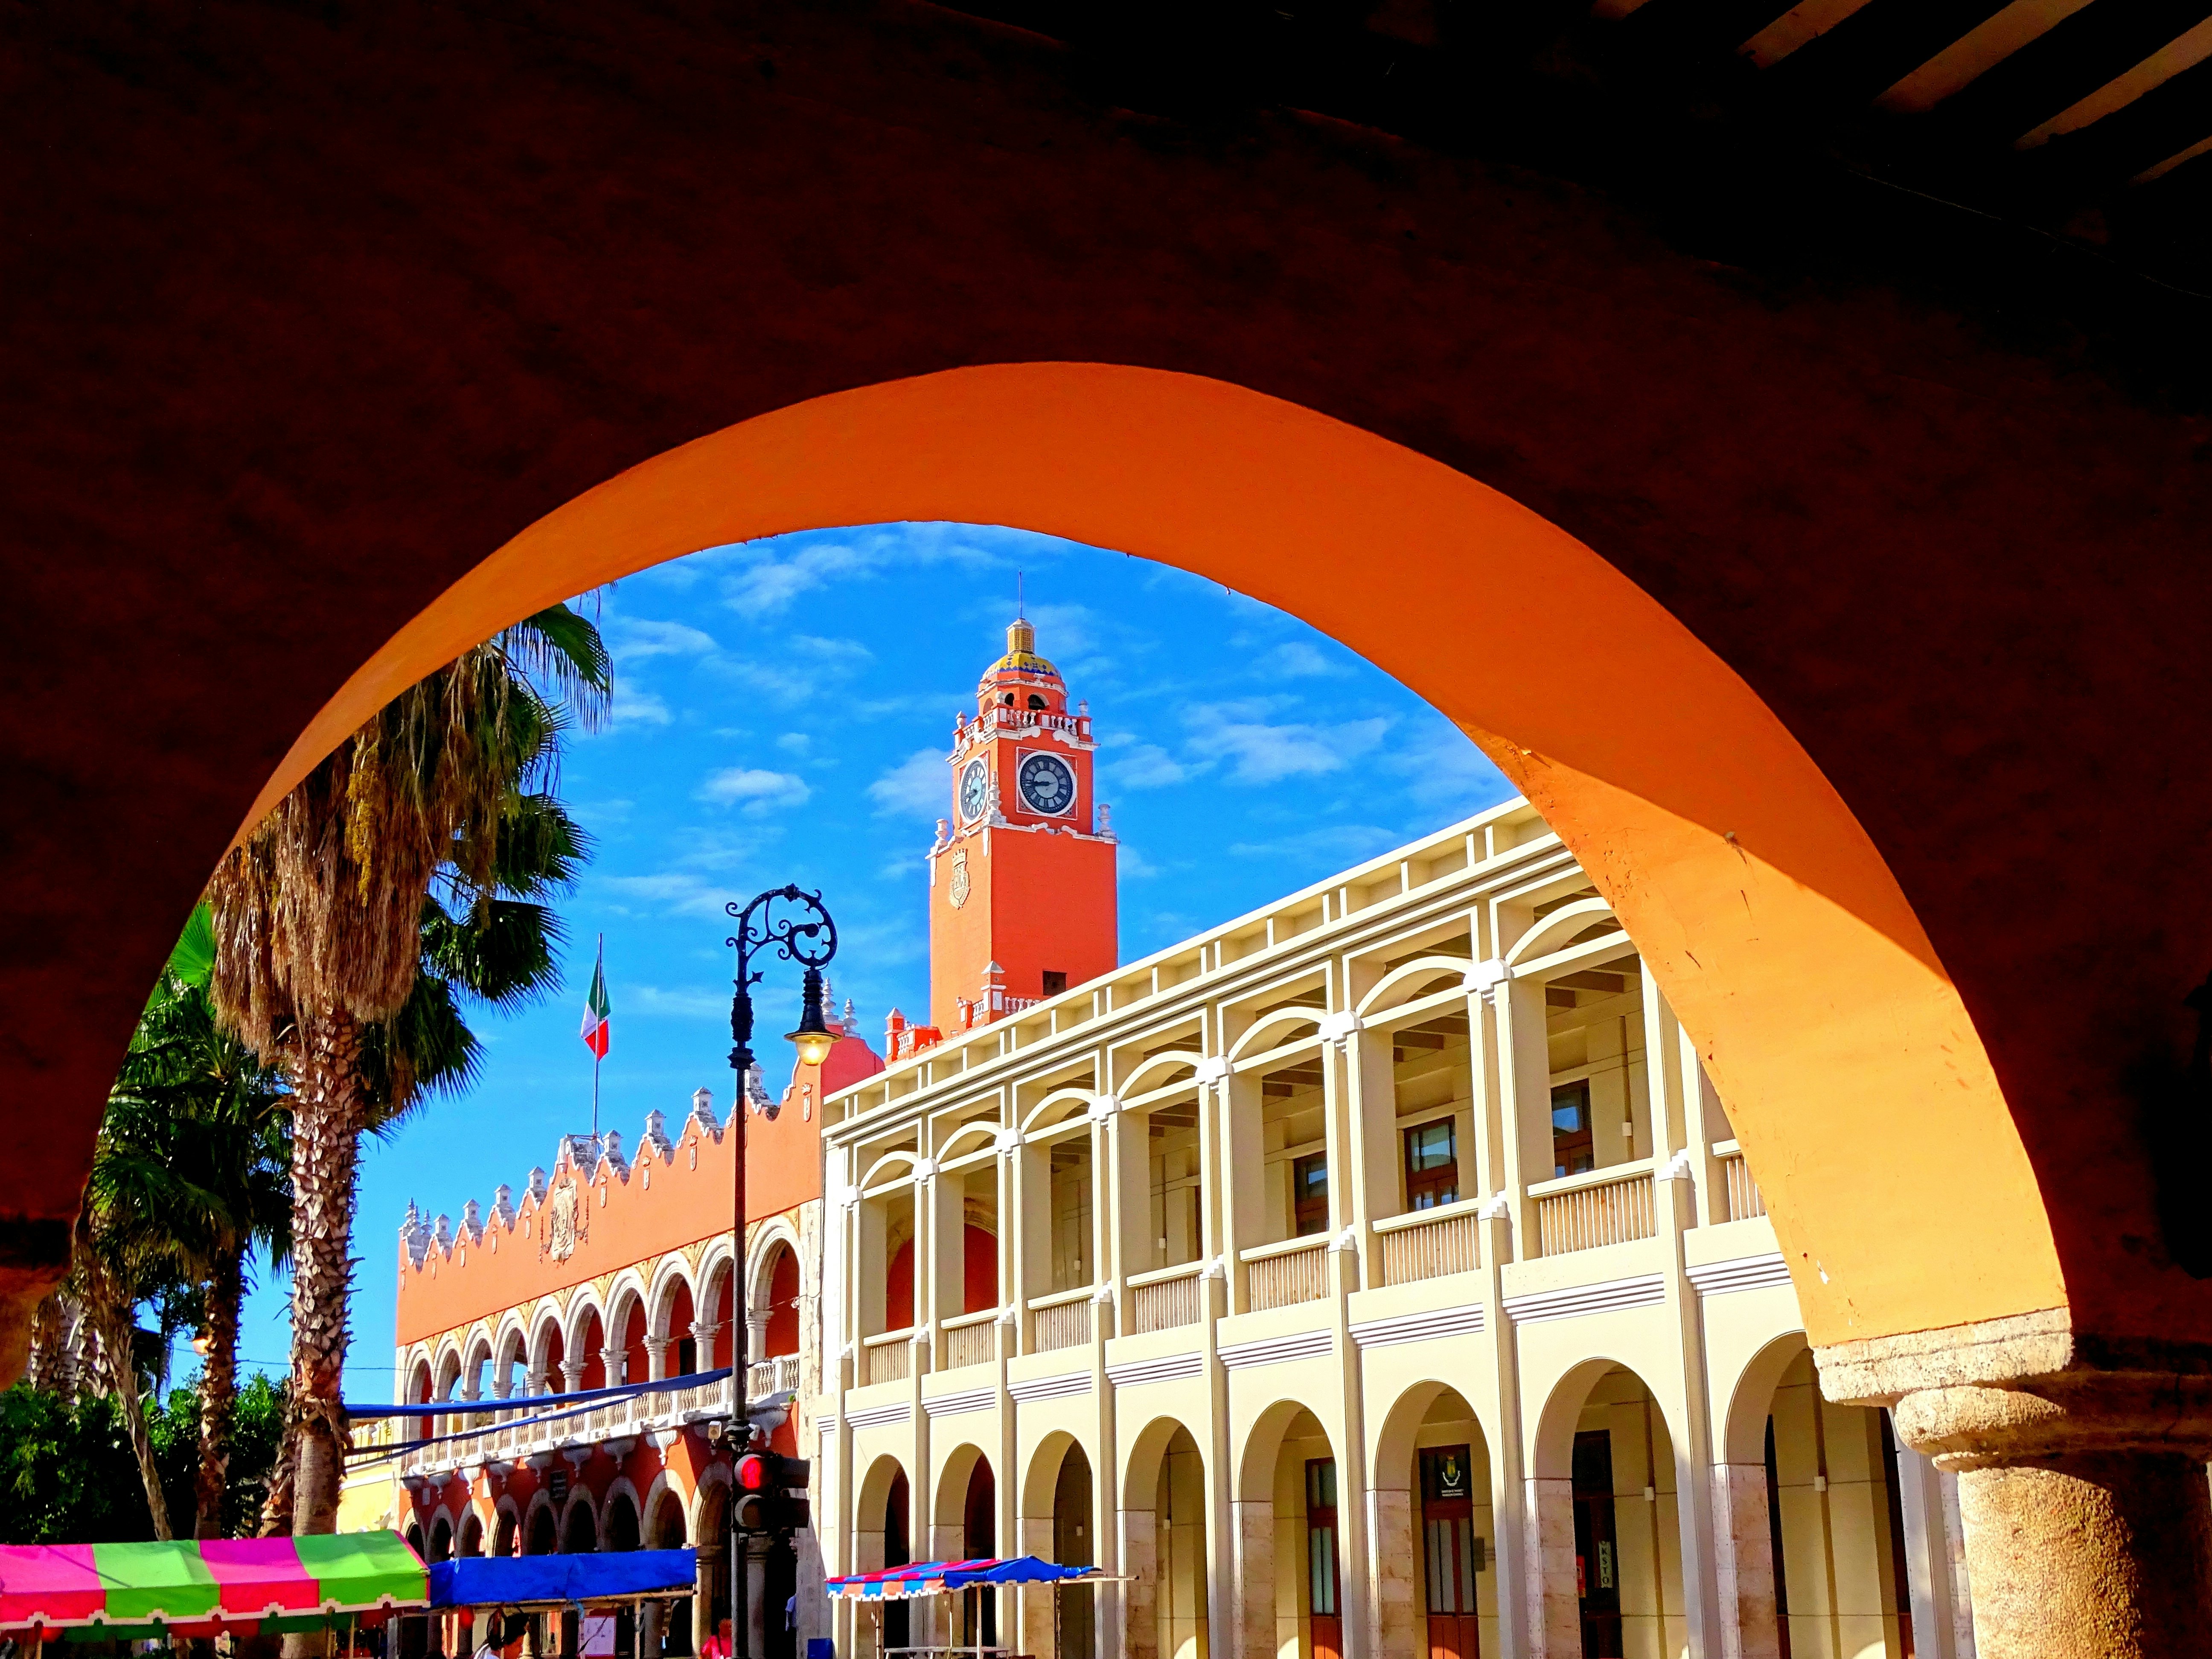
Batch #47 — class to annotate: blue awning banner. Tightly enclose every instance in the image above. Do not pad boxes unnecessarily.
[428,1551,697,1609]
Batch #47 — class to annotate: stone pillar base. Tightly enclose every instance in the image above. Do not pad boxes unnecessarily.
[1819,1308,2212,1659]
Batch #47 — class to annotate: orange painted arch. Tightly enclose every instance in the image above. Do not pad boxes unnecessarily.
[247,362,2064,1347]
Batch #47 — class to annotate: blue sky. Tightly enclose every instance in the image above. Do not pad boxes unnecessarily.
[210,523,1511,1394]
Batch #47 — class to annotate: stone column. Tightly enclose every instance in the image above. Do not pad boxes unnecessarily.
[1523,1475,1579,1659]
[562,1359,586,1393]
[645,1338,669,1383]
[1121,1507,1159,1659]
[1710,1463,1780,1659]
[1367,1486,1417,1659]
[1232,1499,1274,1659]
[1819,1310,2212,1659]
[691,1321,720,1373]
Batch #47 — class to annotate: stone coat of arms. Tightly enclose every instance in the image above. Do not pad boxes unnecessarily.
[542,1179,585,1262]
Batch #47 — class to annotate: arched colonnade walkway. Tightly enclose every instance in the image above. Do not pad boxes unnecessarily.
[835,1325,1934,1659]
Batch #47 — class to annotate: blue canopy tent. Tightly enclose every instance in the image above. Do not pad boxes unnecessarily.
[428,1551,698,1611]
[824,1557,1108,1659]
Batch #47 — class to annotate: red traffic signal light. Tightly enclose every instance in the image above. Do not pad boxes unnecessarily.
[733,1452,812,1534]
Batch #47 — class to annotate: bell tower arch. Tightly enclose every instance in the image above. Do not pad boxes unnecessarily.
[928,614,1118,1032]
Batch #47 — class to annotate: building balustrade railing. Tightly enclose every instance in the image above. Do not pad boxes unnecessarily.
[746,1353,802,1398]
[1028,1287,1093,1353]
[1242,1235,1330,1311]
[1716,1140,1765,1222]
[942,1310,999,1370]
[1127,1263,1203,1333]
[396,1373,739,1479]
[1374,1197,1484,1286]
[1533,1160,1658,1256]
[861,1328,914,1387]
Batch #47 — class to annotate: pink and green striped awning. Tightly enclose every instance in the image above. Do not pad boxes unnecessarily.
[0,1533,428,1636]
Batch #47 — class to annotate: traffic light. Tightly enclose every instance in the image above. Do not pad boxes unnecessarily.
[733,1450,812,1535]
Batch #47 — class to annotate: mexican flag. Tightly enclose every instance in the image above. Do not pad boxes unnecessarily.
[579,949,611,1058]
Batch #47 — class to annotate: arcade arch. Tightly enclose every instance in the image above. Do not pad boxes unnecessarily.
[1121,1417,1208,1659]
[240,363,2189,1639]
[1370,1382,1498,1659]
[1238,1402,1346,1659]
[257,362,2058,1360]
[1718,1335,1920,1659]
[930,1448,998,1650]
[1530,1359,1694,1659]
[1020,1434,1097,1659]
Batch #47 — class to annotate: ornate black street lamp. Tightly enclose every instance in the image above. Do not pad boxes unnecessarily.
[724,885,837,1659]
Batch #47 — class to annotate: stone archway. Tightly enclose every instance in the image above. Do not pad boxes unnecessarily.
[1369,1382,1500,1659]
[250,364,2054,1362]
[1236,1400,1345,1659]
[1529,1359,1695,1659]
[116,363,2212,1644]
[1121,1417,1209,1659]
[1020,1432,1098,1659]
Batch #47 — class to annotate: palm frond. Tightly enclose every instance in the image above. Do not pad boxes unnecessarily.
[501,603,612,735]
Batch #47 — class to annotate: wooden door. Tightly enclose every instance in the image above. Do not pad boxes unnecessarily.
[1306,1459,1343,1659]
[1420,1446,1482,1659]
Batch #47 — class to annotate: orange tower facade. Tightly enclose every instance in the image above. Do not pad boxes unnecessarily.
[925,617,1117,1035]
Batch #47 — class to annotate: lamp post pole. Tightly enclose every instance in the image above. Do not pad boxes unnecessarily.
[725,886,838,1659]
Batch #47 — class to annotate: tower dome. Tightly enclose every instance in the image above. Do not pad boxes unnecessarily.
[978,616,1067,713]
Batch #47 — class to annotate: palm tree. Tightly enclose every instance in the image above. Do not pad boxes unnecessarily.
[208,605,607,1534]
[85,1053,260,1548]
[111,908,294,1538]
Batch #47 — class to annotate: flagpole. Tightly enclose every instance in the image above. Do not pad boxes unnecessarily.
[592,933,603,1140]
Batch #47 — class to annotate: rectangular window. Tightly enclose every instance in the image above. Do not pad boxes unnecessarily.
[1041,970,1068,996]
[1551,1082,1595,1179]
[1305,1459,1340,1618]
[1293,1152,1330,1237]
[1404,1119,1459,1210]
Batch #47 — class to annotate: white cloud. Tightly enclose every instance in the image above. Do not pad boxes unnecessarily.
[1381,722,1513,811]
[1214,717,1388,784]
[1254,640,1346,679]
[609,618,719,660]
[597,871,731,918]
[699,768,811,815]
[1118,845,1162,879]
[608,686,671,730]
[776,732,811,755]
[1227,824,1401,863]
[716,634,875,705]
[869,748,949,818]
[628,984,733,1019]
[1103,743,1191,791]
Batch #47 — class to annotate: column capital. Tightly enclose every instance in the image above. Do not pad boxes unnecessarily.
[1817,1306,2212,1465]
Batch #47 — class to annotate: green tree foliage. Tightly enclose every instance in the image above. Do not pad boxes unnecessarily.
[0,1374,286,1543]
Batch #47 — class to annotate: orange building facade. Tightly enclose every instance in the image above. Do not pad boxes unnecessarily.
[366,1001,884,1659]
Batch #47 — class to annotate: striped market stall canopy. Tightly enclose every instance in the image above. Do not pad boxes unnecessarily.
[824,1558,1101,1601]
[0,1533,428,1639]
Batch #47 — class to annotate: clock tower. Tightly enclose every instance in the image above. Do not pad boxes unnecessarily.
[928,615,1118,1033]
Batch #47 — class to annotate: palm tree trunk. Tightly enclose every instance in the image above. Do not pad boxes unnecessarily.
[78,1244,173,1541]
[287,1010,364,1537]
[196,1246,243,1537]
[26,1294,69,1398]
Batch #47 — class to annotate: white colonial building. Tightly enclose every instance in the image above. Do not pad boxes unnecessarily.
[812,799,1974,1659]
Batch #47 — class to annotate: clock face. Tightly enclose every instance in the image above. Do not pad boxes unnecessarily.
[1017,751,1076,817]
[959,758,990,822]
